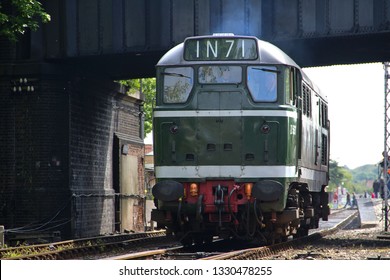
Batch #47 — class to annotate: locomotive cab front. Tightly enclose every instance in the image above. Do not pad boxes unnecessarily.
[151,35,330,245]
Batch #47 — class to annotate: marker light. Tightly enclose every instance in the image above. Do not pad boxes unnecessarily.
[244,183,253,199]
[190,183,199,197]
[261,124,270,134]
[170,124,179,134]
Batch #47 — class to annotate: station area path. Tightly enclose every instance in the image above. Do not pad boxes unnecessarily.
[356,198,380,228]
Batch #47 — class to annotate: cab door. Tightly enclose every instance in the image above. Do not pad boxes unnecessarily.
[196,91,242,168]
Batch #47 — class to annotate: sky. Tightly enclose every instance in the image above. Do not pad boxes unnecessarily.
[146,63,386,169]
[303,63,384,169]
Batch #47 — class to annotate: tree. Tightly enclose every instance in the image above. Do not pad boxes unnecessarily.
[351,164,379,183]
[328,160,344,191]
[328,159,376,194]
[120,78,156,137]
[328,159,353,191]
[0,0,50,41]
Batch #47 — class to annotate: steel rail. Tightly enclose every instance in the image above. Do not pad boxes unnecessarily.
[107,246,184,260]
[199,211,358,260]
[0,230,166,260]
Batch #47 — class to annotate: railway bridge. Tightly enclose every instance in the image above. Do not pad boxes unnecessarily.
[1,0,390,241]
[2,0,390,78]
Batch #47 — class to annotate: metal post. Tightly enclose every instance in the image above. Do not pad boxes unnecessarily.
[383,62,390,232]
[0,225,4,248]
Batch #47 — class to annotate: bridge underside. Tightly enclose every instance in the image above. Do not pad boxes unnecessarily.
[46,32,390,79]
[3,0,390,78]
[277,32,390,68]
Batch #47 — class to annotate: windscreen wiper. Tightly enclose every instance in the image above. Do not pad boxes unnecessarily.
[252,67,280,73]
[161,72,192,79]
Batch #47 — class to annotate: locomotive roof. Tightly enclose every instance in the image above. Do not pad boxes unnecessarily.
[157,35,324,100]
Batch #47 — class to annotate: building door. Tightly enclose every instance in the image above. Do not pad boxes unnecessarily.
[119,150,139,232]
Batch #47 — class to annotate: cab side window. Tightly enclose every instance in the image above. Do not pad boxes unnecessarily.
[247,66,277,102]
[163,67,194,103]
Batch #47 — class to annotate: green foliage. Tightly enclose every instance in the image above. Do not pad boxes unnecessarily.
[120,78,156,137]
[328,159,378,194]
[0,0,50,41]
[351,164,380,182]
[328,160,346,191]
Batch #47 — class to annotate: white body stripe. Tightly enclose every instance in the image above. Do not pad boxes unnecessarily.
[155,165,298,178]
[154,110,297,118]
[300,167,328,182]
[156,165,326,183]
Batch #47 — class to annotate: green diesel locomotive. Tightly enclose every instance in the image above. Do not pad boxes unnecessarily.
[151,34,330,245]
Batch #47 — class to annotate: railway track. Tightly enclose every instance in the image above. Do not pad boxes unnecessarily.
[108,209,358,260]
[2,209,362,260]
[106,239,238,260]
[0,230,168,260]
[200,210,359,260]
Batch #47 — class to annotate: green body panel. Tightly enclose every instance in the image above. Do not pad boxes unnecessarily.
[241,115,297,166]
[154,114,297,168]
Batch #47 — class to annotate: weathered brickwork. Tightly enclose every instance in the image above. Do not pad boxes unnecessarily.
[69,78,116,237]
[0,66,145,240]
[0,74,72,238]
[0,37,16,61]
[69,78,145,238]
[0,77,15,228]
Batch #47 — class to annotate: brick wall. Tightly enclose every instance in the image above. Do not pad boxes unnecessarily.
[0,76,15,227]
[0,73,72,238]
[69,79,145,237]
[69,78,115,237]
[0,65,145,240]
[0,37,16,61]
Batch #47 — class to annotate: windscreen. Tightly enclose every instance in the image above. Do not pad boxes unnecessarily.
[198,66,242,84]
[247,66,278,102]
[162,67,194,103]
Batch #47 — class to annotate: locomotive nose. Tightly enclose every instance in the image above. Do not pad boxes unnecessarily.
[152,180,184,201]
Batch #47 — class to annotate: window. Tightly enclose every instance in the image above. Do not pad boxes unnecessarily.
[285,68,294,105]
[320,101,328,128]
[247,66,278,102]
[302,83,311,117]
[321,134,328,165]
[162,67,193,103]
[198,66,242,84]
